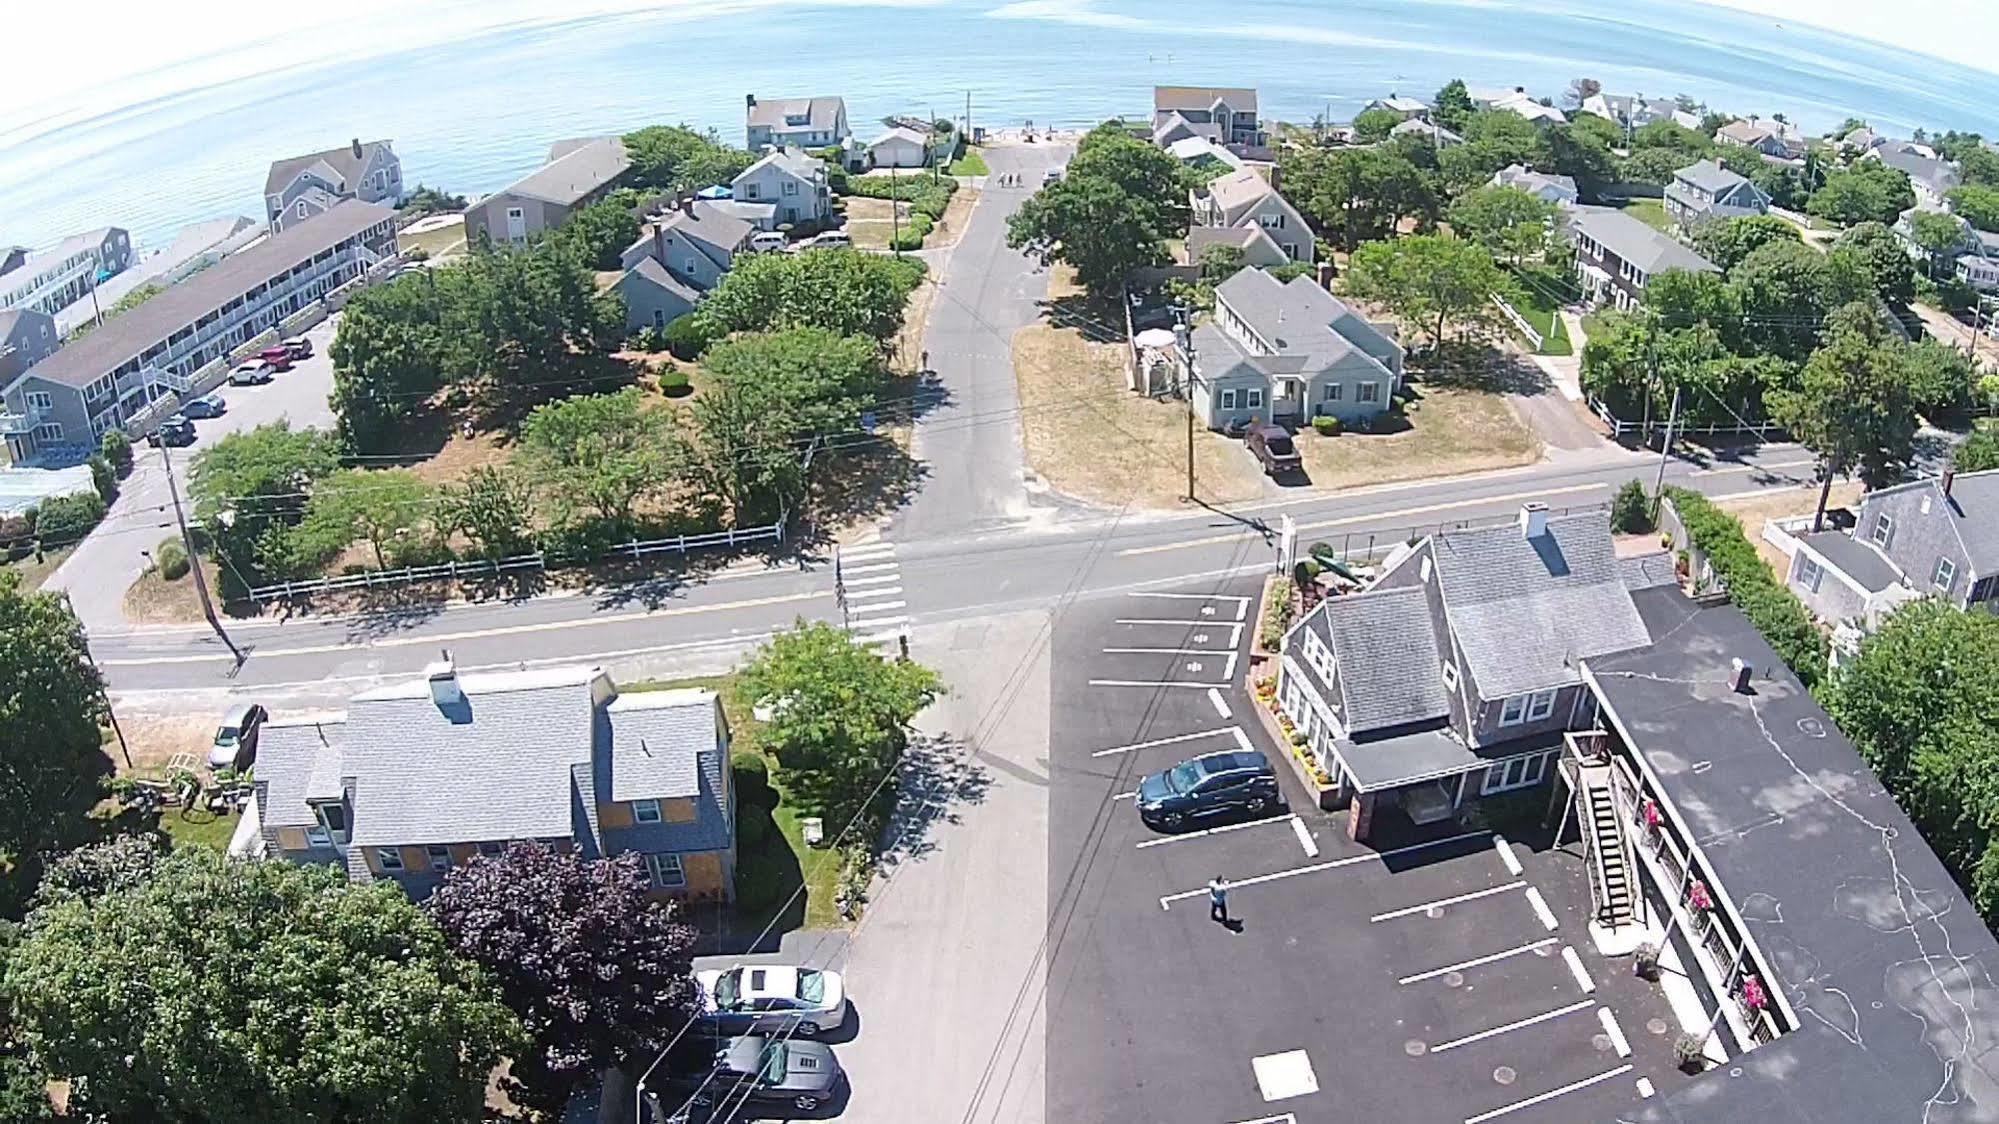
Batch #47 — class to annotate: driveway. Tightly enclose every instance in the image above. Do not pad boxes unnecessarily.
[47,313,343,634]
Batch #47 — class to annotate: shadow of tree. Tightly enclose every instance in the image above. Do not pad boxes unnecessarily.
[1419,341,1549,396]
[875,734,993,869]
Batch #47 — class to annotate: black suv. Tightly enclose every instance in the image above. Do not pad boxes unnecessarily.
[1135,750,1282,830]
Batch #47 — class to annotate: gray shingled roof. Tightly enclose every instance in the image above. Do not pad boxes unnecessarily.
[1318,588,1451,733]
[264,140,392,198]
[1568,207,1717,276]
[1799,531,1902,593]
[1870,469,1999,574]
[605,690,717,801]
[1154,85,1258,115]
[665,207,751,260]
[1429,512,1653,697]
[747,95,845,131]
[1213,269,1400,377]
[506,138,630,207]
[1204,168,1276,214]
[1874,148,1960,194]
[619,258,702,306]
[20,200,393,389]
[254,720,345,829]
[1674,158,1750,194]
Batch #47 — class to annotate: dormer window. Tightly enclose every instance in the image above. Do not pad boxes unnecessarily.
[308,802,349,846]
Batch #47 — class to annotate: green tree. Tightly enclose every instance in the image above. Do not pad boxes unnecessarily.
[688,375,807,525]
[1609,479,1655,533]
[1343,234,1510,351]
[0,570,105,871]
[1645,267,1739,337]
[1447,184,1557,263]
[1436,110,1548,197]
[439,465,538,559]
[517,388,680,530]
[292,467,433,570]
[701,326,887,436]
[1907,209,1969,280]
[1689,213,1800,272]
[1900,337,1978,420]
[1006,173,1172,295]
[738,620,941,825]
[3,848,518,1124]
[1807,160,1915,226]
[329,274,446,452]
[555,198,642,270]
[398,184,468,218]
[702,249,923,343]
[1352,106,1402,143]
[1067,122,1193,232]
[1954,427,1999,472]
[622,124,752,193]
[1432,79,1475,133]
[1829,221,1917,308]
[1769,302,1921,527]
[1958,146,1999,188]
[1544,121,1618,188]
[1285,146,1439,251]
[1729,238,1838,359]
[188,422,341,581]
[1946,184,1999,233]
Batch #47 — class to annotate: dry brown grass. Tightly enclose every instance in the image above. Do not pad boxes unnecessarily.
[929,186,980,248]
[1716,481,1863,574]
[1294,388,1542,490]
[113,711,218,775]
[122,555,226,626]
[5,543,74,591]
[842,196,899,251]
[405,428,514,486]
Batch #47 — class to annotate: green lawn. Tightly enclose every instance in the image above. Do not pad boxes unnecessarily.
[155,807,240,851]
[626,674,844,929]
[1505,267,1575,356]
[947,148,989,176]
[1615,198,1674,232]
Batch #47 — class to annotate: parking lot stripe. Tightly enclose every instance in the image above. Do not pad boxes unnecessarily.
[1088,679,1234,689]
[1463,1065,1632,1124]
[1370,882,1522,922]
[1112,791,1137,801]
[1397,938,1559,985]
[1116,620,1248,644]
[1235,599,1249,621]
[1208,688,1233,719]
[1562,946,1596,993]
[1226,1115,1296,1124]
[1136,813,1296,849]
[1090,727,1238,758]
[1598,1008,1631,1058]
[1493,834,1523,876]
[1159,830,1491,909]
[1231,727,1256,753]
[1102,647,1238,655]
[1430,999,1596,1054]
[1525,886,1560,931]
[1290,816,1319,858]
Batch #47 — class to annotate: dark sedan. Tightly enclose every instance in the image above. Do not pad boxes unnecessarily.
[655,1034,842,1115]
[1135,750,1282,830]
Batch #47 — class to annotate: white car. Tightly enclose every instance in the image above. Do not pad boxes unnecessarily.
[694,965,849,1038]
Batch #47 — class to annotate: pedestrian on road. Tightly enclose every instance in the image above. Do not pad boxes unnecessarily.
[1208,876,1231,926]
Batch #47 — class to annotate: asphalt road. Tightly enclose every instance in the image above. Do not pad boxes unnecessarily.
[47,313,342,633]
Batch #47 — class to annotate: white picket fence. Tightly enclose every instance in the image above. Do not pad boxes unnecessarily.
[1491,292,1543,351]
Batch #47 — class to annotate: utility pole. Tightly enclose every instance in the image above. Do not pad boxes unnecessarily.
[965,90,973,141]
[1653,382,1682,498]
[1175,315,1198,503]
[160,440,242,664]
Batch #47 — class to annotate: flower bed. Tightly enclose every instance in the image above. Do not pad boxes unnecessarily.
[1252,673,1339,809]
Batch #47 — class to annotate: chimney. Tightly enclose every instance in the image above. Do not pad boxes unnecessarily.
[1942,467,1956,499]
[652,221,667,265]
[1730,656,1755,694]
[351,137,363,160]
[427,649,464,709]
[680,192,696,215]
[1519,501,1549,539]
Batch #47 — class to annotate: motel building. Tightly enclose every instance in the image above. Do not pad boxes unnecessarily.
[1275,504,1998,1117]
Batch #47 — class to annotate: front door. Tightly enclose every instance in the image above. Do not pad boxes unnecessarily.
[1273,378,1304,420]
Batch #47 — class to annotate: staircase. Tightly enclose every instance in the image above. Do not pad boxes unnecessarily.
[1578,762,1637,928]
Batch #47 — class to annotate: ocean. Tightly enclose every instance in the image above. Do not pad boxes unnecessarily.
[4,0,1997,253]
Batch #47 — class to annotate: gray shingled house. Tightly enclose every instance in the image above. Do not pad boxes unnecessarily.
[745,94,850,151]
[264,139,402,233]
[1663,159,1771,229]
[244,659,736,903]
[1784,468,1999,627]
[1568,205,1717,311]
[1189,268,1402,431]
[613,202,754,333]
[462,138,632,247]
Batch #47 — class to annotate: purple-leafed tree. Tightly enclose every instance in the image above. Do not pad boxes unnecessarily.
[427,843,700,1109]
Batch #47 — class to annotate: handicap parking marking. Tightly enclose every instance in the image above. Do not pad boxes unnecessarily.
[1463,1064,1632,1124]
[1090,727,1240,758]
[1159,830,1491,909]
[1427,998,1596,1054]
[1524,886,1560,931]
[1370,881,1524,923]
[1249,1050,1319,1102]
[1135,813,1297,849]
[1398,938,1560,986]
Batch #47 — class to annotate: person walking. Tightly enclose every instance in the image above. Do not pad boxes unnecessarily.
[1208,876,1231,926]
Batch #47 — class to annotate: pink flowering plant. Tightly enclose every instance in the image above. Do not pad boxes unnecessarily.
[1688,879,1714,912]
[1740,974,1768,1011]
[1642,799,1663,829]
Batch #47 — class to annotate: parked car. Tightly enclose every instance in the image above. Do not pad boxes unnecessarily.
[281,336,313,360]
[146,415,195,447]
[1043,167,1063,186]
[1245,421,1302,476]
[257,345,294,371]
[695,965,849,1038]
[208,702,267,771]
[1135,750,1282,831]
[228,361,274,386]
[659,1035,842,1115]
[180,393,226,419]
[748,230,789,253]
[805,230,851,249]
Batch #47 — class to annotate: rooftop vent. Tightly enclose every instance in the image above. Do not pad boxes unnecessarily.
[427,649,463,708]
[1730,656,1754,694]
[1519,501,1549,539]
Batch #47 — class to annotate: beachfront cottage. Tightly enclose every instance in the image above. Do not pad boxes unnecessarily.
[1868,146,1961,210]
[731,147,832,228]
[1189,268,1402,431]
[1581,93,1698,132]
[612,201,753,334]
[1364,94,1429,121]
[264,138,403,233]
[1713,117,1805,161]
[745,94,850,152]
[1188,168,1314,265]
[1491,163,1578,206]
[1567,205,1717,310]
[1152,85,1264,148]
[1663,159,1771,229]
[241,658,737,903]
[462,137,632,247]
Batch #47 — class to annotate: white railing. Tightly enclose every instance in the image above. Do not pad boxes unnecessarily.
[1585,391,1786,440]
[1760,513,1816,561]
[1492,292,1543,350]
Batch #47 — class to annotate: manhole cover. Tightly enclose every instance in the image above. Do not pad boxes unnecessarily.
[1647,1018,1670,1036]
[1493,1066,1518,1086]
[1443,972,1466,989]
[1592,1034,1614,1052]
[1404,1040,1427,1056]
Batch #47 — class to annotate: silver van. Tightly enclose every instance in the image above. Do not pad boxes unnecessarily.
[749,230,788,253]
[209,702,267,771]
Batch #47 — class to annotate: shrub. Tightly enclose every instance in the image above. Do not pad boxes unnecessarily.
[630,324,670,353]
[736,811,770,848]
[1259,576,1296,652]
[1311,415,1341,436]
[1663,487,1827,685]
[657,366,692,397]
[731,752,776,808]
[1953,427,1999,473]
[98,429,133,476]
[662,313,720,361]
[889,212,933,250]
[0,515,31,561]
[732,840,797,910]
[87,455,116,503]
[155,537,190,580]
[1673,1032,1708,1071]
[32,492,106,544]
[1610,479,1655,534]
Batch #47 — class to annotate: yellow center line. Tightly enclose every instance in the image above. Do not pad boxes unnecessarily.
[1115,482,1610,557]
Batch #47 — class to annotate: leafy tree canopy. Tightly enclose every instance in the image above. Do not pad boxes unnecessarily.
[1769,301,1921,501]
[1806,160,1915,226]
[518,387,681,530]
[1284,145,1439,251]
[1352,106,1402,143]
[1343,233,1510,351]
[1946,184,1999,233]
[622,124,754,193]
[702,249,923,342]
[1446,183,1557,263]
[556,198,643,271]
[0,571,105,865]
[1829,220,1917,309]
[1690,213,1800,273]
[292,467,434,571]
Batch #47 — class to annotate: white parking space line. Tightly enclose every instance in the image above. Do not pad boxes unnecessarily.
[1160,830,1491,909]
[1226,1115,1296,1124]
[1235,600,1248,621]
[1290,816,1319,858]
[1088,679,1233,689]
[1371,882,1523,923]
[846,585,904,600]
[1129,592,1253,605]
[1103,647,1237,655]
[1113,791,1137,801]
[1136,813,1296,849]
[843,561,900,575]
[1090,727,1239,758]
[844,573,902,587]
[1430,999,1595,1054]
[854,615,909,630]
[1493,834,1523,876]
[1117,620,1248,644]
[1562,946,1596,993]
[1525,886,1560,930]
[1598,1008,1631,1058]
[1398,938,1559,985]
[1232,727,1256,753]
[1208,688,1233,719]
[1463,1065,1633,1124]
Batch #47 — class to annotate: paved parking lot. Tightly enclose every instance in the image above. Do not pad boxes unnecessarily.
[1045,577,1690,1124]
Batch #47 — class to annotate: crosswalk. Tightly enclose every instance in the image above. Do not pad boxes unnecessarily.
[836,540,908,646]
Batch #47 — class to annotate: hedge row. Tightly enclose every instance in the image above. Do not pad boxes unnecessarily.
[1663,486,1828,686]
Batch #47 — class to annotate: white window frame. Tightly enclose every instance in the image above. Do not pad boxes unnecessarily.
[25,391,52,410]
[1441,662,1458,691]
[1220,388,1239,410]
[1797,554,1824,593]
[782,180,799,196]
[376,847,404,872]
[1323,383,1343,402]
[1499,688,1557,727]
[1245,388,1264,409]
[634,799,663,823]
[1870,513,1894,548]
[1934,556,1957,593]
[645,852,686,889]
[1357,381,1380,403]
[426,844,452,872]
[477,841,505,858]
[32,422,63,442]
[1481,750,1552,795]
[295,201,308,218]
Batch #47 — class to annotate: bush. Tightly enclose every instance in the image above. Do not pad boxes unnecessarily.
[630,324,670,353]
[662,312,720,361]
[732,837,797,911]
[32,492,106,544]
[155,537,190,580]
[736,811,770,848]
[98,429,133,476]
[1953,427,1999,473]
[1311,415,1342,436]
[657,366,692,397]
[0,515,31,562]
[889,212,933,251]
[1663,487,1827,686]
[731,752,776,808]
[1259,576,1296,652]
[1610,479,1655,534]
[87,455,116,503]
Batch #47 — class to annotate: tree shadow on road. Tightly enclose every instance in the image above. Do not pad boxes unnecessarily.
[874,734,993,870]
